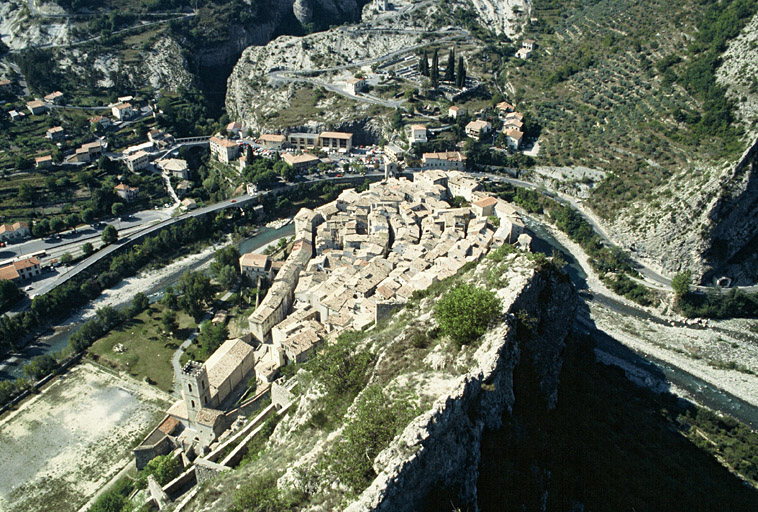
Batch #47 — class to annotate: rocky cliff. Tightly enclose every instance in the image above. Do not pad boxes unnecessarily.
[225,0,530,133]
[599,10,758,286]
[184,251,576,511]
[345,262,575,512]
[604,140,758,286]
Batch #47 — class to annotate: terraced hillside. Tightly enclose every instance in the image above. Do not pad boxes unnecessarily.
[503,0,748,217]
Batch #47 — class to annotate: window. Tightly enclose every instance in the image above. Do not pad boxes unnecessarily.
[188,383,192,393]
[191,400,195,408]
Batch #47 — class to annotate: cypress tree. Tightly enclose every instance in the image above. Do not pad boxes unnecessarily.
[419,51,429,76]
[445,49,455,82]
[431,49,439,89]
[456,56,466,88]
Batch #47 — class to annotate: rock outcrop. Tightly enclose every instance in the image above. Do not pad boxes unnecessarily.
[606,142,758,286]
[345,263,576,511]
[468,0,531,38]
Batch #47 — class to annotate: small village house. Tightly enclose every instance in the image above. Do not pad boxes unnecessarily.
[114,183,139,202]
[318,131,353,153]
[260,134,286,150]
[239,253,274,282]
[421,151,467,171]
[44,91,64,104]
[0,222,31,243]
[126,150,150,172]
[346,77,366,95]
[26,100,47,115]
[35,155,53,169]
[448,105,466,119]
[281,152,320,170]
[409,124,428,144]
[45,126,64,141]
[112,102,135,120]
[465,120,492,140]
[209,136,241,163]
[0,256,41,281]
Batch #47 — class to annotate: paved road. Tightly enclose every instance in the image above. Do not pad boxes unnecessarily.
[267,24,472,110]
[470,170,758,293]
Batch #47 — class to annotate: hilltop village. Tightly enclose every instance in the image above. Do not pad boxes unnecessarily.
[135,169,527,476]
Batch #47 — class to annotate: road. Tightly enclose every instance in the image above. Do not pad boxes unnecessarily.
[469,170,758,294]
[267,25,472,110]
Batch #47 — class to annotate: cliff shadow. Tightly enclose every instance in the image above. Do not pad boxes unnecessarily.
[474,320,758,512]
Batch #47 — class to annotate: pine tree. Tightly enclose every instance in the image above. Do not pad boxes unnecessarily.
[456,56,466,88]
[431,49,439,89]
[419,51,429,76]
[445,48,455,82]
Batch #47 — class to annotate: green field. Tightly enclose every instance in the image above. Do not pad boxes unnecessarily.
[88,303,197,392]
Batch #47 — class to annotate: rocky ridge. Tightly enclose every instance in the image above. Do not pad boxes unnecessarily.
[603,139,758,285]
[186,252,576,511]
[226,0,530,133]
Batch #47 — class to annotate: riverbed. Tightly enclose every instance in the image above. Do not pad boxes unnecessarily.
[0,223,295,380]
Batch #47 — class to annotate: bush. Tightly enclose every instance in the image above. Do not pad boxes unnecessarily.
[323,385,419,494]
[309,330,374,398]
[435,283,502,348]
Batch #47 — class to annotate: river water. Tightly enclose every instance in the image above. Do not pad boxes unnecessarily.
[0,223,295,381]
[524,217,758,429]
[4,214,756,429]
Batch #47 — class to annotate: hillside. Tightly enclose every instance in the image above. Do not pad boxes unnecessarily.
[185,248,578,511]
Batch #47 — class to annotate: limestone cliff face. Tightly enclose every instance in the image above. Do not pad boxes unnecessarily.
[606,142,758,286]
[468,0,531,38]
[142,37,195,92]
[225,0,530,132]
[345,265,576,511]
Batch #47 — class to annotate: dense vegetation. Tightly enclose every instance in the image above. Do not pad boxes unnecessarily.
[435,284,502,347]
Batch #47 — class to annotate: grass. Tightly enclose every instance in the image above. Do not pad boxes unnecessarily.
[87,303,197,392]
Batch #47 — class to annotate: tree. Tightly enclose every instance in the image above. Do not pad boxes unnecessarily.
[51,217,66,234]
[176,271,213,318]
[102,224,118,244]
[90,491,130,512]
[456,56,466,88]
[430,49,439,89]
[129,292,149,316]
[60,252,73,265]
[197,320,228,356]
[161,310,178,335]
[672,270,692,299]
[66,213,80,230]
[18,183,34,203]
[162,285,178,310]
[82,208,96,224]
[212,246,240,273]
[419,50,429,76]
[82,242,94,256]
[435,283,501,348]
[32,219,50,237]
[0,279,21,309]
[445,48,455,82]
[140,455,181,486]
[112,202,125,217]
[217,265,238,290]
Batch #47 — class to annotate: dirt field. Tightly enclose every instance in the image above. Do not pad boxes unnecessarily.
[0,362,172,512]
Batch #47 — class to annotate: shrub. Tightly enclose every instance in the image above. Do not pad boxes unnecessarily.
[435,283,502,348]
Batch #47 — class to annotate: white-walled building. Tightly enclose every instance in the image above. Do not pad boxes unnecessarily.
[210,136,240,163]
[409,124,428,144]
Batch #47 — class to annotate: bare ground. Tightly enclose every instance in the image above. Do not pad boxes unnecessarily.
[0,362,171,512]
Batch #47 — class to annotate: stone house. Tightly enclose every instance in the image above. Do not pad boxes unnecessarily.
[209,136,240,163]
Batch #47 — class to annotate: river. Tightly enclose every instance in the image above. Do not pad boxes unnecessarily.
[0,223,295,381]
[524,217,758,429]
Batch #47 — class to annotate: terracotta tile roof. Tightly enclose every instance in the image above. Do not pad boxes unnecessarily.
[473,196,498,208]
[319,131,352,139]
